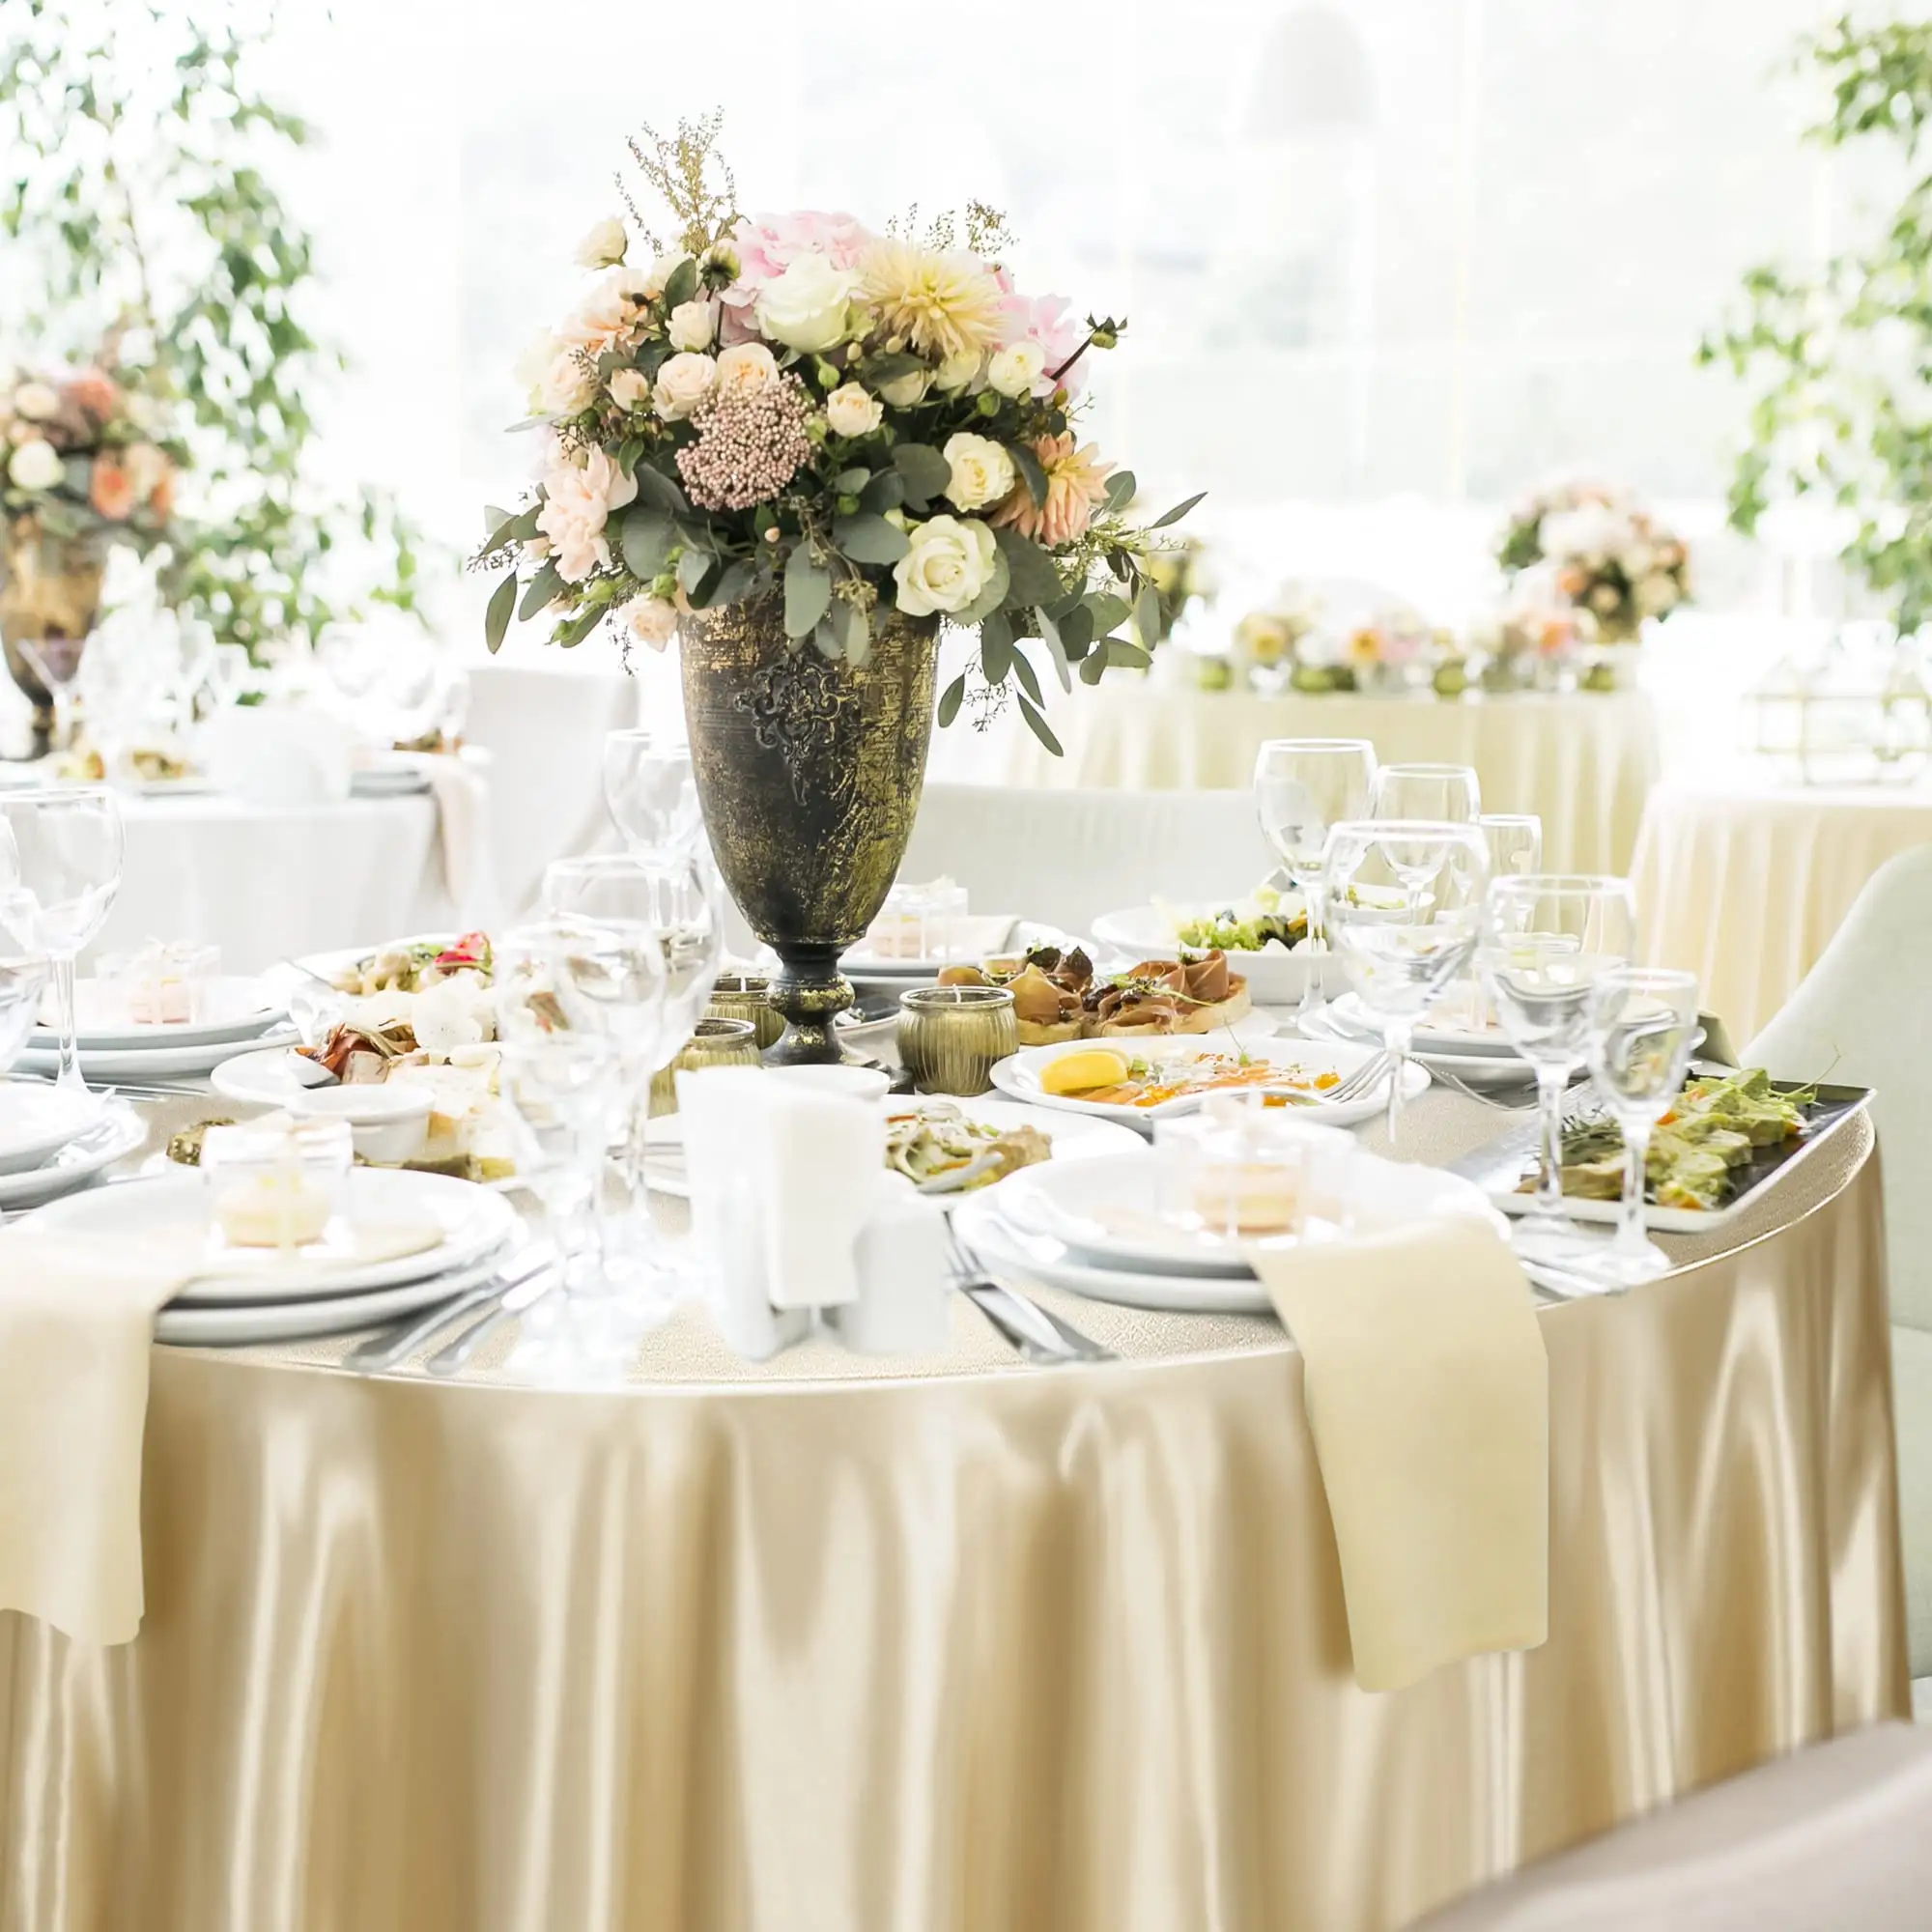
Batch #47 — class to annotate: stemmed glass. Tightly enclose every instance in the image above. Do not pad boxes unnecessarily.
[1476,875,1636,1259]
[1478,814,1543,879]
[0,789,125,1092]
[18,636,88,754]
[1371,763,1482,916]
[1323,818,1490,1141]
[1251,738,1377,1031]
[1586,966,1701,1287]
[603,727,702,867]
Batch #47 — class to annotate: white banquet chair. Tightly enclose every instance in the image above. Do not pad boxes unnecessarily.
[1743,844,1932,1676]
[897,783,1277,936]
[1411,1721,1932,1930]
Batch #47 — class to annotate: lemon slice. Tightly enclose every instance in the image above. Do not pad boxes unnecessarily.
[1038,1048,1133,1096]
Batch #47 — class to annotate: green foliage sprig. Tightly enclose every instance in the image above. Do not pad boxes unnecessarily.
[1701,15,1932,634]
[0,0,431,655]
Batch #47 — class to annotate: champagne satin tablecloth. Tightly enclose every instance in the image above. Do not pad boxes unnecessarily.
[0,1094,1905,1932]
[1632,776,1932,1043]
[952,686,1661,873]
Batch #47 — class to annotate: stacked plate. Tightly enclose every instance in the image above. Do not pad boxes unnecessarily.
[952,1150,1501,1314]
[0,1083,147,1210]
[1317,988,1534,1091]
[14,1166,525,1346]
[14,974,298,1084]
[350,752,435,798]
[839,919,1080,988]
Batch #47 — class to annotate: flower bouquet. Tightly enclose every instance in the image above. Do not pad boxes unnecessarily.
[1496,475,1690,645]
[0,357,185,753]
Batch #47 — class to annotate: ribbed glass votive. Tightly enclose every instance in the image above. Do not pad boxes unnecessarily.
[896,984,1018,1096]
[705,972,783,1051]
[649,1017,762,1115]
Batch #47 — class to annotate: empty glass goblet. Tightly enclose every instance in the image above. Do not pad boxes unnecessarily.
[603,728,702,869]
[1478,813,1543,879]
[1586,966,1701,1286]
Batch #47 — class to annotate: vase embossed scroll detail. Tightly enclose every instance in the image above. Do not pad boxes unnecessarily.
[0,520,103,759]
[680,593,939,1065]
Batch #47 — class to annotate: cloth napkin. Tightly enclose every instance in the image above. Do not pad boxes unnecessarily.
[421,753,497,929]
[0,1218,443,1646]
[1247,1215,1548,1692]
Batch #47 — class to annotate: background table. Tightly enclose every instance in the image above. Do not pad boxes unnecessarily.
[0,1089,1902,1932]
[936,683,1661,873]
[1632,777,1932,1044]
[90,791,461,973]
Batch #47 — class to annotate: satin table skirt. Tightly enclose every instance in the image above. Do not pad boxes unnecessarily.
[0,1096,1905,1932]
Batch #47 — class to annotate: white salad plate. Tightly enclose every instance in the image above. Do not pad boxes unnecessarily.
[1090,901,1347,1007]
[11,1025,300,1082]
[211,1045,328,1107]
[1326,989,1516,1059]
[155,1241,516,1348]
[21,1167,520,1305]
[0,1098,146,1209]
[34,975,287,1051]
[288,933,464,992]
[987,1028,1424,1128]
[0,1080,102,1175]
[350,753,435,798]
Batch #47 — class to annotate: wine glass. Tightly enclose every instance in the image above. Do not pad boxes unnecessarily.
[603,727,702,868]
[0,789,125,1092]
[1478,814,1543,879]
[18,636,88,755]
[1251,738,1377,1030]
[1371,763,1482,915]
[1323,818,1490,1141]
[1477,875,1636,1259]
[1586,966,1701,1287]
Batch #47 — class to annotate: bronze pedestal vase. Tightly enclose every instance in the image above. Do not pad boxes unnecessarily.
[681,595,939,1065]
[0,521,103,760]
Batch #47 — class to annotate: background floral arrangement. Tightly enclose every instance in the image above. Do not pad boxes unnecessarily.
[1495,475,1690,642]
[474,114,1198,753]
[1227,583,1444,693]
[0,356,182,558]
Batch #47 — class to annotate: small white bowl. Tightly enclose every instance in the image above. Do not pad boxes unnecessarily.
[764,1064,893,1104]
[289,1084,433,1165]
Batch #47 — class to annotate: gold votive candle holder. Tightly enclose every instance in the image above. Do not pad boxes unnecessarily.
[705,972,783,1052]
[896,984,1018,1096]
[649,1017,762,1116]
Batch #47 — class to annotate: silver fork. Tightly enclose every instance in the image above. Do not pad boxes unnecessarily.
[943,1223,1114,1364]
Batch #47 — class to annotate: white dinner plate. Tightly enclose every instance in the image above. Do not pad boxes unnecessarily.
[640,1093,1150,1198]
[0,1098,146,1209]
[291,933,464,993]
[1327,990,1514,1059]
[11,1025,301,1082]
[839,919,1091,980]
[211,1045,327,1108]
[21,1166,519,1304]
[0,1081,102,1175]
[156,1242,516,1347]
[986,1028,1424,1128]
[1090,901,1348,1008]
[34,975,287,1051]
[121,774,218,797]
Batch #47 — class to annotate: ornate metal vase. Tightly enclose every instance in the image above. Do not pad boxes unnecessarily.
[680,595,940,1065]
[0,520,103,759]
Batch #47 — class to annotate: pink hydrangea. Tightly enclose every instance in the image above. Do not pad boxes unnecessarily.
[720,212,868,314]
[997,291,1089,399]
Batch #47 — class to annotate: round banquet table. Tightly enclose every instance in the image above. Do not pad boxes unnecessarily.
[0,1090,1905,1932]
[84,790,464,975]
[954,683,1661,874]
[1631,775,1932,1044]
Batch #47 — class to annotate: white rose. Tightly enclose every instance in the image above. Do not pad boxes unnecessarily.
[639,252,692,302]
[12,382,59,422]
[608,367,650,411]
[574,216,629,270]
[625,597,679,651]
[668,298,716,352]
[560,268,639,351]
[6,439,62,491]
[123,441,168,500]
[941,432,1015,514]
[1634,571,1679,617]
[893,515,998,617]
[824,383,884,438]
[986,341,1045,399]
[934,348,981,393]
[652,352,717,422]
[714,341,779,402]
[754,250,859,353]
[535,447,638,582]
[876,367,930,408]
[534,348,596,416]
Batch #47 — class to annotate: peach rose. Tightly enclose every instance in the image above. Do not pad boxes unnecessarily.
[89,457,135,521]
[64,367,121,421]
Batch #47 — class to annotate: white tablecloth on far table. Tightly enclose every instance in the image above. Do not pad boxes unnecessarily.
[1632,776,1932,1043]
[88,793,460,973]
[955,685,1660,873]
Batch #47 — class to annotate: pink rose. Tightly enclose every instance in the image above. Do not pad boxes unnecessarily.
[996,291,1088,399]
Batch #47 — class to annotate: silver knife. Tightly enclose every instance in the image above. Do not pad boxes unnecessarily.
[958,1278,1115,1364]
[424,1266,557,1377]
[344,1248,551,1374]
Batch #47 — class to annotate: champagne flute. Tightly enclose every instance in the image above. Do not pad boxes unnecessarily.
[1323,818,1490,1142]
[1251,738,1377,1030]
[0,789,125,1093]
[603,728,702,869]
[1586,966,1701,1287]
[1477,875,1636,1259]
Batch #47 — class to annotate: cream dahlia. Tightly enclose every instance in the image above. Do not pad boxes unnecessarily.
[992,433,1112,547]
[858,240,1004,363]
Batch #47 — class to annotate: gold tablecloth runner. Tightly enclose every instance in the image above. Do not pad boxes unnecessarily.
[0,1098,1906,1932]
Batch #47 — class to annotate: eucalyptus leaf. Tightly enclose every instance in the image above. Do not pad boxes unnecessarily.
[834,467,872,493]
[1017,694,1065,756]
[620,505,675,580]
[554,606,602,648]
[860,468,906,515]
[952,546,1010,625]
[1007,440,1047,511]
[1078,650,1109,685]
[1058,602,1095,656]
[1033,607,1074,693]
[677,549,716,601]
[484,569,518,654]
[710,557,762,608]
[1103,469,1137,515]
[936,672,967,728]
[838,599,872,666]
[631,465,692,516]
[833,512,910,564]
[1086,592,1131,634]
[893,442,952,509]
[1134,583,1162,649]
[1149,491,1206,529]
[980,624,1014,686]
[484,503,511,535]
[867,351,925,386]
[811,611,844,661]
[1009,642,1044,706]
[784,547,833,639]
[519,560,563,621]
[661,256,699,312]
[993,527,1065,606]
[1105,639,1152,669]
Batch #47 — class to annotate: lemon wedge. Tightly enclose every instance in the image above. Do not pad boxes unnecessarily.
[1038,1048,1132,1096]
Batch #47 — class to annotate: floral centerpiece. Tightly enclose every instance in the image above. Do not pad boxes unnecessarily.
[477,116,1197,1062]
[1224,584,1448,695]
[1496,475,1690,645]
[0,356,184,753]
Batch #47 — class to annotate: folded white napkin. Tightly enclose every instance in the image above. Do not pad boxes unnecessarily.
[0,1217,444,1645]
[1246,1215,1548,1692]
[421,753,497,929]
[830,1173,952,1355]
